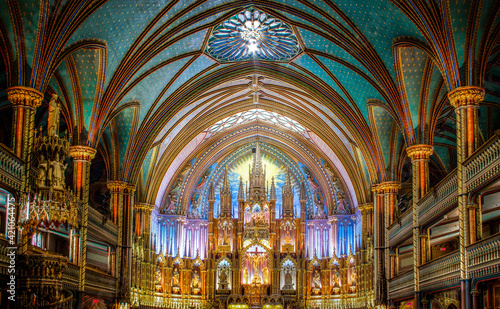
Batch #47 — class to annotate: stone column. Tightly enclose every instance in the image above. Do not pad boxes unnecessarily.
[7,87,43,192]
[359,203,373,296]
[69,145,96,305]
[471,289,481,309]
[448,86,485,309]
[407,144,433,309]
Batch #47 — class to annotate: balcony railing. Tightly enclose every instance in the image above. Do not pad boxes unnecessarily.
[0,143,24,191]
[465,131,500,191]
[388,270,414,299]
[467,232,500,278]
[419,251,460,291]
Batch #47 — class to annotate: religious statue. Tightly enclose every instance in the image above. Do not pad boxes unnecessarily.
[172,267,180,287]
[337,191,349,214]
[196,175,208,190]
[192,272,200,288]
[47,94,60,137]
[313,269,321,288]
[263,267,269,284]
[190,196,201,218]
[284,229,292,245]
[218,268,228,289]
[307,174,320,190]
[283,268,294,290]
[37,155,48,187]
[243,266,249,284]
[51,153,67,189]
[164,194,177,213]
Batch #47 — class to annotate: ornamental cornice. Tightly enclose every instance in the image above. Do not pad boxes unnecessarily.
[358,203,373,213]
[378,181,400,194]
[406,144,433,161]
[69,145,96,161]
[107,180,135,193]
[134,202,155,213]
[7,86,43,108]
[447,86,485,109]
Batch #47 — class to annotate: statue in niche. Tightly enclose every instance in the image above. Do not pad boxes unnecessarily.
[47,94,60,137]
[284,270,294,289]
[284,229,292,245]
[192,272,200,288]
[164,194,178,213]
[243,266,249,284]
[332,268,340,288]
[180,163,192,177]
[196,175,208,190]
[324,163,334,179]
[37,155,48,187]
[190,195,201,218]
[50,153,67,189]
[306,174,320,190]
[351,268,357,288]
[218,268,228,289]
[170,177,183,194]
[155,268,163,292]
[263,266,269,284]
[172,267,180,287]
[337,191,349,214]
[313,268,321,289]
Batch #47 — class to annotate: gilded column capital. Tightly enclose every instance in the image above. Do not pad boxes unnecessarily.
[69,145,96,162]
[467,203,478,210]
[358,203,373,213]
[7,86,43,108]
[134,202,155,213]
[107,180,128,192]
[406,144,433,161]
[378,181,400,194]
[448,86,485,109]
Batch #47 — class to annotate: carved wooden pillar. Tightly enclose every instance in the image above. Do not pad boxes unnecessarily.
[69,146,96,299]
[407,144,433,309]
[448,86,485,309]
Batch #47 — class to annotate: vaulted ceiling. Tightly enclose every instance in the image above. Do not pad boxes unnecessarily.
[1,0,500,213]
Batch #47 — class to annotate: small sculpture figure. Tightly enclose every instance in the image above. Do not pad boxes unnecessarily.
[37,155,48,187]
[47,94,60,137]
[192,272,200,288]
[172,267,180,286]
[243,266,249,284]
[164,194,177,213]
[263,267,269,284]
[313,269,321,288]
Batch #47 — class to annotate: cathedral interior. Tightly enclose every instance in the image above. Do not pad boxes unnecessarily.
[0,1,500,309]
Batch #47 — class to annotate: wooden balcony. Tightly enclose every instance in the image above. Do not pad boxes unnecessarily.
[419,251,460,292]
[0,143,24,192]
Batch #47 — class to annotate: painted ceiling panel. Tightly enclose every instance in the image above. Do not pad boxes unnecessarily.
[0,1,16,60]
[72,48,101,130]
[114,106,137,167]
[141,147,156,187]
[433,145,453,172]
[68,1,166,87]
[476,0,500,57]
[293,54,349,104]
[132,29,207,79]
[334,0,424,80]
[397,46,428,129]
[121,56,192,124]
[371,105,394,170]
[53,61,77,123]
[19,0,40,67]
[297,28,371,77]
[318,55,384,121]
[449,0,470,66]
[156,54,216,106]
[426,66,444,117]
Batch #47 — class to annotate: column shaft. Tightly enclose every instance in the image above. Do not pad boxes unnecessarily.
[448,86,485,309]
[69,146,96,294]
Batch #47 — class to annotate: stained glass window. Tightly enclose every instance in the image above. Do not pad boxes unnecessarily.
[206,109,308,138]
[206,9,301,62]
